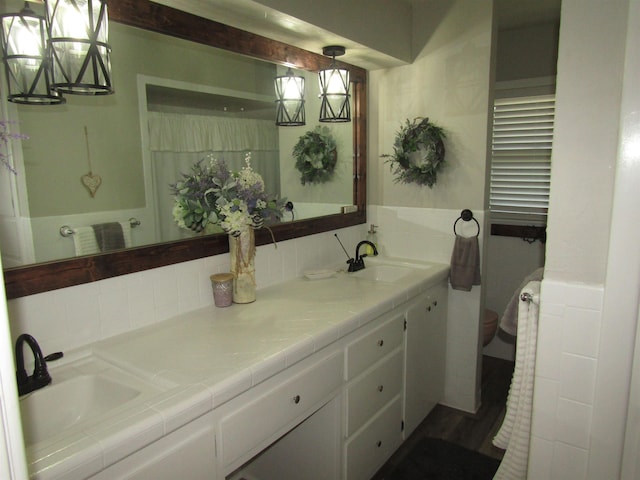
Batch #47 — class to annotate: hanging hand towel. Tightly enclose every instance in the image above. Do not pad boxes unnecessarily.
[449,235,481,291]
[92,222,125,252]
[72,227,100,256]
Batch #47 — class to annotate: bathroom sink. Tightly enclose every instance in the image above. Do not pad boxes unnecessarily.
[348,264,415,282]
[346,258,434,283]
[19,356,159,447]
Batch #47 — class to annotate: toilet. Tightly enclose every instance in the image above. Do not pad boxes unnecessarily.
[483,309,499,346]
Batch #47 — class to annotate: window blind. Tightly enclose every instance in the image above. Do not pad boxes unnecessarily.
[490,94,554,226]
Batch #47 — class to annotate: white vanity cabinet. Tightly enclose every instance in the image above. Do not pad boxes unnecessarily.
[344,312,406,480]
[47,267,450,480]
[403,281,448,437]
[89,410,217,480]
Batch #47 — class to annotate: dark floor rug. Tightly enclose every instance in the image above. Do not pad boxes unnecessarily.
[383,437,501,480]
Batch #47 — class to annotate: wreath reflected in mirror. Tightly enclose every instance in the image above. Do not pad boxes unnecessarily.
[293,126,337,185]
[382,117,446,187]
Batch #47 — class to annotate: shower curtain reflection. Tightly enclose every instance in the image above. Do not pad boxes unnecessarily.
[148,112,280,242]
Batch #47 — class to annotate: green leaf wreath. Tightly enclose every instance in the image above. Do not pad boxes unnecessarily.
[292,126,337,185]
[382,117,446,187]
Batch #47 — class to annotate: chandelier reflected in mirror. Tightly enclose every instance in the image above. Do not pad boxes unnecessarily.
[0,0,113,104]
[274,67,305,126]
[318,46,350,123]
[0,2,64,104]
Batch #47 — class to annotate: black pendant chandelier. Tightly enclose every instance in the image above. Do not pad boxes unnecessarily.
[0,2,64,104]
[46,0,113,95]
[318,46,350,123]
[275,67,305,126]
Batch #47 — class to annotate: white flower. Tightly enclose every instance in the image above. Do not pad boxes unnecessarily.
[238,153,265,192]
[219,200,251,235]
[172,202,187,229]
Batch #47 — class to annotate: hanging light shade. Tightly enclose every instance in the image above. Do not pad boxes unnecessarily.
[0,2,64,104]
[275,67,305,126]
[46,0,113,95]
[318,46,350,123]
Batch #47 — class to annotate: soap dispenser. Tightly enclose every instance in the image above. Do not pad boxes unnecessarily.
[366,224,378,255]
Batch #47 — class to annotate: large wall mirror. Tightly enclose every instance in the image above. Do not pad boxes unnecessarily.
[1,0,366,299]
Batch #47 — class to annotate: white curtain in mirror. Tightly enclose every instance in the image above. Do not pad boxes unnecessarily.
[148,112,280,242]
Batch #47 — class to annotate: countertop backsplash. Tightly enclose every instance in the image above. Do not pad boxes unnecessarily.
[6,225,366,361]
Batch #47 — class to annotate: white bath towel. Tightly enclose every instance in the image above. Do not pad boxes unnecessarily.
[500,268,544,336]
[492,280,541,480]
[72,226,100,256]
[119,221,132,248]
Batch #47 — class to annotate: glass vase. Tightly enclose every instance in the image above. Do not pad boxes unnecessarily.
[229,229,256,303]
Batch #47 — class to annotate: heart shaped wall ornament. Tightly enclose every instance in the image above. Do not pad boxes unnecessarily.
[81,172,102,197]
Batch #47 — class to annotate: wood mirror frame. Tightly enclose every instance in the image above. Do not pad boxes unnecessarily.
[3,0,367,300]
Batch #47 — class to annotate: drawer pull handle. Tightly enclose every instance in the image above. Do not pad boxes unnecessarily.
[377,339,384,347]
[376,440,382,448]
[377,385,384,392]
[293,395,301,404]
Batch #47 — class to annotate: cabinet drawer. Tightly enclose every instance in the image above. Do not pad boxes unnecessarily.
[345,396,403,480]
[346,348,403,436]
[221,351,343,469]
[346,313,404,379]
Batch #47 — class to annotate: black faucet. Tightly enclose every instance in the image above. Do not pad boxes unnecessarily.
[15,334,51,396]
[348,240,379,272]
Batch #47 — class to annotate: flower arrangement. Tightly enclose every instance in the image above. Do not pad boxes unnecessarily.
[1,120,28,174]
[170,152,286,237]
[292,126,337,185]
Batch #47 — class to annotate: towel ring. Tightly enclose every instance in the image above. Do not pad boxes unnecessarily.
[453,209,480,237]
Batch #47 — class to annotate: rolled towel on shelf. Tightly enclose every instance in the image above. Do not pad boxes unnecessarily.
[449,235,481,291]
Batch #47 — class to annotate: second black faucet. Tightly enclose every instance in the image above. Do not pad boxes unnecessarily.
[350,240,379,272]
[15,334,52,396]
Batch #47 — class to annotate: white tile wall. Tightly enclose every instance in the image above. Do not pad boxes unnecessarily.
[368,205,484,413]
[7,226,365,361]
[529,278,604,479]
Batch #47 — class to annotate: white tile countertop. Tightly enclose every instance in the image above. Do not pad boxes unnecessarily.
[25,257,449,480]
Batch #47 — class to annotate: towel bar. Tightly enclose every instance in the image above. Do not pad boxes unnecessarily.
[520,291,540,304]
[60,218,141,237]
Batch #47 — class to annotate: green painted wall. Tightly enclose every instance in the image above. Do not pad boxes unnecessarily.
[18,22,276,217]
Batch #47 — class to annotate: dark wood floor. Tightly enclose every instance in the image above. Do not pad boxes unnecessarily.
[371,355,514,479]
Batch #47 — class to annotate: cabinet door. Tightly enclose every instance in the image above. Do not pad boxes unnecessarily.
[90,411,216,480]
[404,283,447,436]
